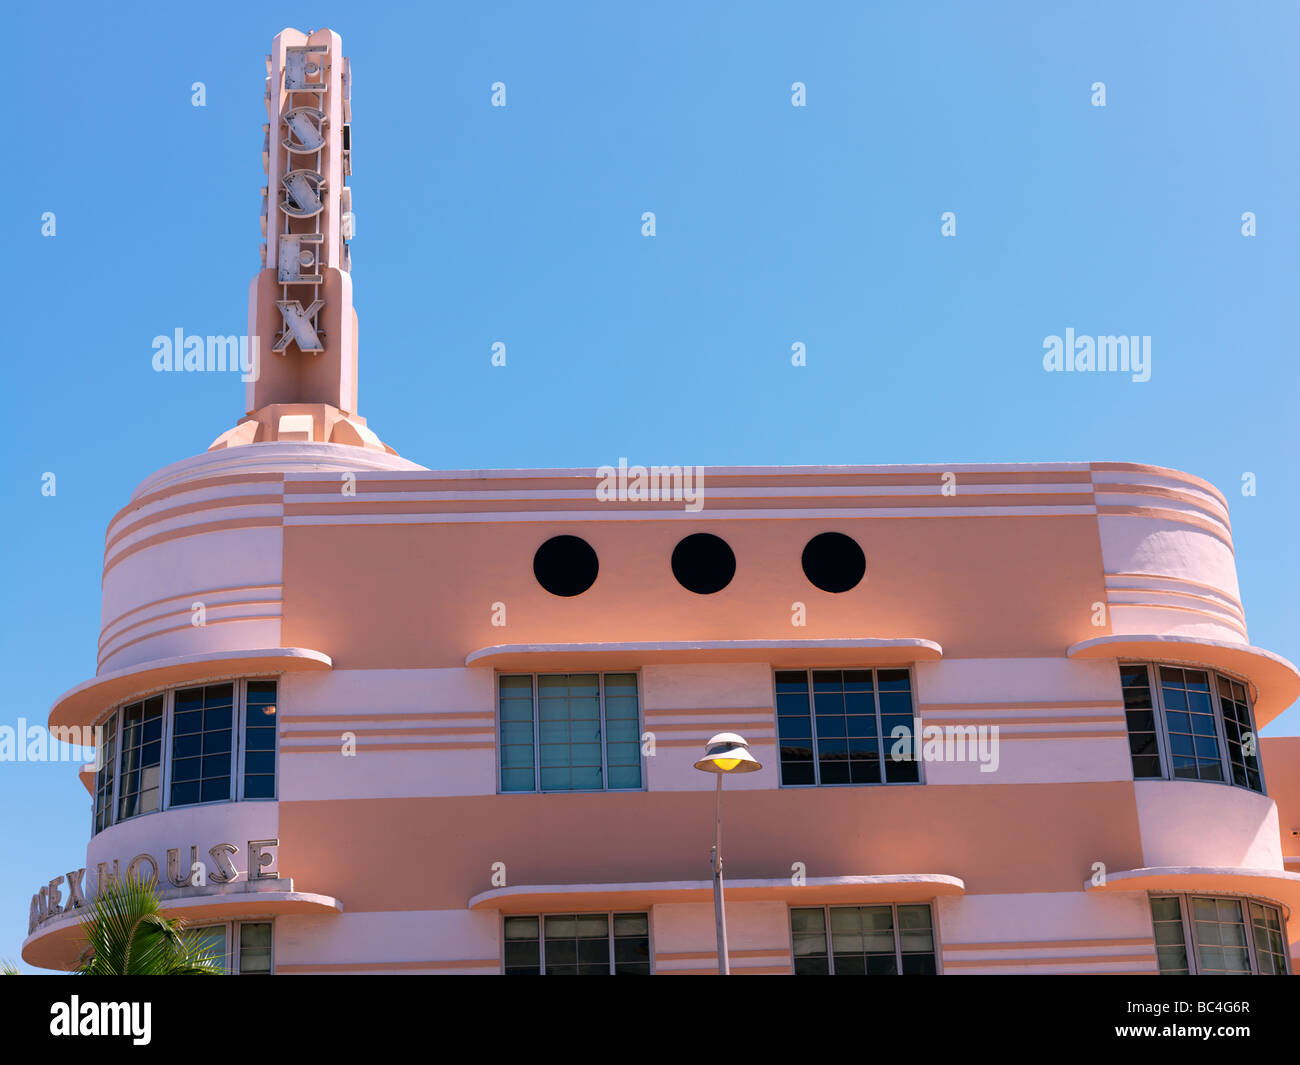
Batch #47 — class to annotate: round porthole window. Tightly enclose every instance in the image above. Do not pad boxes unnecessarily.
[801,532,865,593]
[533,535,599,597]
[671,533,736,595]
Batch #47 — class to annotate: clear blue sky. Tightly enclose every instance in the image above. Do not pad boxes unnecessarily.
[3,1,1297,969]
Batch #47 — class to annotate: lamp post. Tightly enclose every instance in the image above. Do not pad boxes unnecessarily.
[693,732,762,975]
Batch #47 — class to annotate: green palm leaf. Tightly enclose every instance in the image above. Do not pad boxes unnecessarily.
[75,877,224,976]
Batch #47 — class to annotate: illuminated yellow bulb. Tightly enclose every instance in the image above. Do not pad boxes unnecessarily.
[712,757,741,772]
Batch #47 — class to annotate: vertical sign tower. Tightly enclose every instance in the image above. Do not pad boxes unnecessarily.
[211,27,391,453]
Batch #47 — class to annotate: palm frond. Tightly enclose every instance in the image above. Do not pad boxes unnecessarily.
[75,877,224,975]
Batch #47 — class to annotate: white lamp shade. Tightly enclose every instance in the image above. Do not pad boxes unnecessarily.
[693,732,763,773]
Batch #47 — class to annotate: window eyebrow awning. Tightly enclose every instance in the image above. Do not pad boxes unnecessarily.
[465,638,943,671]
[48,647,333,730]
[1084,866,1300,918]
[469,874,965,913]
[1067,635,1300,727]
[21,879,342,970]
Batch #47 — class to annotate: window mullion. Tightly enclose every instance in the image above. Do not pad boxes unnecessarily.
[807,670,820,786]
[1149,666,1173,781]
[111,712,123,827]
[1181,895,1199,975]
[1208,673,1234,787]
[893,903,904,974]
[1251,691,1267,794]
[598,674,608,792]
[160,690,173,812]
[1243,907,1259,975]
[234,680,246,801]
[873,671,887,785]
[825,906,834,975]
[532,674,541,793]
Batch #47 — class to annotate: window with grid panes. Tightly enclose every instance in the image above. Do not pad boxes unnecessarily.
[116,696,163,820]
[1151,895,1287,975]
[776,669,919,786]
[190,922,274,974]
[91,679,278,835]
[243,681,278,798]
[791,903,937,974]
[502,912,650,974]
[497,673,643,793]
[170,683,234,806]
[93,711,118,834]
[1121,663,1264,793]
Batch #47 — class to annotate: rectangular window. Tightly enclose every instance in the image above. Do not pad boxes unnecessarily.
[93,711,118,834]
[237,922,273,974]
[191,925,230,971]
[1121,663,1264,793]
[170,683,234,807]
[776,668,918,787]
[190,922,274,974]
[116,696,163,820]
[497,673,643,793]
[1218,675,1263,791]
[503,912,650,974]
[1151,895,1287,975]
[243,681,278,799]
[92,679,277,834]
[791,903,937,974]
[1120,663,1161,778]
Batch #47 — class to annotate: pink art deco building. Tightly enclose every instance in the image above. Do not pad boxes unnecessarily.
[21,27,1300,976]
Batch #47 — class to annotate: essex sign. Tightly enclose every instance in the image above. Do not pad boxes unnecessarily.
[27,838,279,935]
[248,28,359,415]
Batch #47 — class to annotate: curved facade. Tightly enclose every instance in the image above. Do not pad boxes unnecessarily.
[23,452,1300,975]
[21,27,1300,976]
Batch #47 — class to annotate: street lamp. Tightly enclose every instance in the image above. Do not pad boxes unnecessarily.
[693,732,762,974]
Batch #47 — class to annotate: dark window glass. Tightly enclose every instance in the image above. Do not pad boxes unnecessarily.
[504,912,650,975]
[791,907,831,974]
[503,916,541,975]
[793,904,936,975]
[1121,664,1162,779]
[777,668,914,786]
[1156,667,1222,781]
[170,685,232,806]
[243,680,277,799]
[117,696,163,820]
[612,912,651,975]
[1218,675,1262,792]
[1123,663,1263,794]
[94,712,118,834]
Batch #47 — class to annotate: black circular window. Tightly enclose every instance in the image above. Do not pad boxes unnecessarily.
[671,533,736,595]
[533,535,599,597]
[801,532,865,593]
